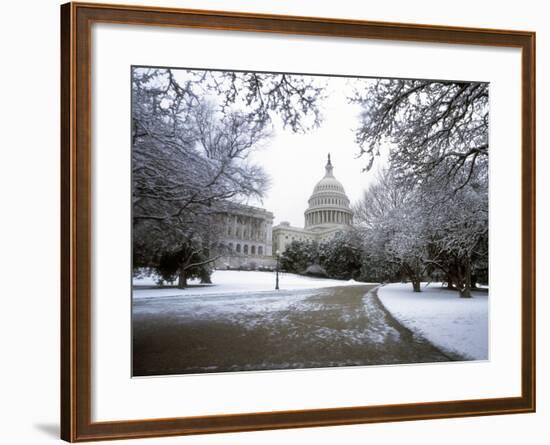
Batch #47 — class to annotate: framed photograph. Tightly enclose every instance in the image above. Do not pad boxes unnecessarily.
[61,2,536,442]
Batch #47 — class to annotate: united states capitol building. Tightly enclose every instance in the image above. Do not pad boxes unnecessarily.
[216,154,354,269]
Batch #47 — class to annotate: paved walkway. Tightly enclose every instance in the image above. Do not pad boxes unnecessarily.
[132,285,454,376]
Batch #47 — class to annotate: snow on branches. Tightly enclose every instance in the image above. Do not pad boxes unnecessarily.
[354,167,488,296]
[351,78,488,191]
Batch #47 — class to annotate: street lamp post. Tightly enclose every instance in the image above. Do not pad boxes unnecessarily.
[275,250,280,290]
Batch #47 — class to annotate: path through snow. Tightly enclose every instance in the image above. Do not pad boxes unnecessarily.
[132,284,452,376]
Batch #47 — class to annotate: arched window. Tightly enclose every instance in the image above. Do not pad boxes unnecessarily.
[251,245,256,255]
[258,246,263,255]
[243,244,249,255]
[229,242,233,251]
[236,244,241,253]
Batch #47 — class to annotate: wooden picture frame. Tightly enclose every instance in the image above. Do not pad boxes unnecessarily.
[61,2,536,442]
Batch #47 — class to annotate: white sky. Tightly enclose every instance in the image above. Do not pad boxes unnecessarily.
[246,77,388,226]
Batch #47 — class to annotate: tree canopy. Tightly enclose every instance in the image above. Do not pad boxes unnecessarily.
[352,79,489,191]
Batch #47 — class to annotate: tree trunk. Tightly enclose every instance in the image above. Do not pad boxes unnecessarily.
[403,264,422,292]
[460,258,472,298]
[470,273,478,289]
[177,266,188,289]
[200,269,212,284]
[445,274,455,290]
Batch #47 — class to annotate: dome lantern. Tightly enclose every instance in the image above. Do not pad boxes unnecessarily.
[325,153,334,177]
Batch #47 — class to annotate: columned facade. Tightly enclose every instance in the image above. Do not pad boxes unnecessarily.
[305,209,352,226]
[216,204,275,269]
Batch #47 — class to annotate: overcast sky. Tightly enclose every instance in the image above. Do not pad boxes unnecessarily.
[245,76,388,227]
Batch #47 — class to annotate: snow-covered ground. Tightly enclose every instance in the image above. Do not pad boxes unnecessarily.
[133,270,370,300]
[377,283,488,360]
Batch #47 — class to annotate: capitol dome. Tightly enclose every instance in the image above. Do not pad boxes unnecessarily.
[304,154,353,230]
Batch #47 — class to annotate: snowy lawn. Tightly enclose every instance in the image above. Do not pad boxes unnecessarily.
[377,283,488,360]
[133,270,369,299]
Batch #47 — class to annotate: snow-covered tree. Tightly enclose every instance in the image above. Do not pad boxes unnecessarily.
[351,78,488,191]
[279,240,319,274]
[354,169,427,289]
[132,68,325,138]
[318,231,364,280]
[210,70,326,133]
[132,76,269,287]
[279,232,364,280]
[354,165,488,296]
[421,167,488,297]
[132,68,326,287]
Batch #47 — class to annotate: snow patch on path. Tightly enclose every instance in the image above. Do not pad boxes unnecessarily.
[133,288,323,326]
[377,283,488,360]
[133,270,373,300]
